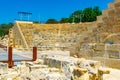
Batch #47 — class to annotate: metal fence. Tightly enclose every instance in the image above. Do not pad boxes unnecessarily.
[0,47,37,68]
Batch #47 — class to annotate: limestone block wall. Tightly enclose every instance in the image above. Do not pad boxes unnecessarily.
[19,23,34,48]
[70,0,120,59]
[44,56,102,80]
[12,21,33,48]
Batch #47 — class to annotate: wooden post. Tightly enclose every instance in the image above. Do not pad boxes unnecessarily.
[33,47,37,61]
[8,47,14,68]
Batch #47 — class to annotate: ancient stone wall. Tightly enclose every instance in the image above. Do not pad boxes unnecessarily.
[70,0,120,60]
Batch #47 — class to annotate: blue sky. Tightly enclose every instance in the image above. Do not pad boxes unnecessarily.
[0,0,114,24]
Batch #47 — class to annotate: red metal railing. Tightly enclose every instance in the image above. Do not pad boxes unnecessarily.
[6,47,37,68]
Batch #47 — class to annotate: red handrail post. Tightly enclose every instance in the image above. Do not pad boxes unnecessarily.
[33,47,37,61]
[8,46,14,68]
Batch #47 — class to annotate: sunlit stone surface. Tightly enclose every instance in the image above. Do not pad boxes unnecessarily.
[0,0,120,80]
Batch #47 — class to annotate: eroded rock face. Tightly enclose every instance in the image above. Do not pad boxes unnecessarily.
[44,56,110,80]
[98,68,110,80]
[1,72,19,80]
[62,61,75,79]
[19,68,67,80]
[0,63,8,74]
[20,69,49,80]
[77,60,100,74]
[17,65,30,74]
[0,57,111,80]
[46,72,67,80]
[72,68,89,80]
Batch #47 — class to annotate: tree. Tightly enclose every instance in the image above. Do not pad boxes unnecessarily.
[82,6,102,22]
[68,6,102,23]
[82,7,93,22]
[68,10,83,23]
[59,18,69,23]
[92,6,102,21]
[45,19,58,24]
[0,23,13,37]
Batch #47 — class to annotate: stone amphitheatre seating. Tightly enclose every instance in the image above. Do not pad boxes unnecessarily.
[8,0,120,58]
[70,0,120,70]
[10,21,96,51]
[6,0,120,69]
[70,0,120,62]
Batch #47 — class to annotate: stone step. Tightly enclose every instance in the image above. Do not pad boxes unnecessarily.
[114,1,120,8]
[97,23,104,27]
[115,0,120,2]
[107,9,115,16]
[97,16,103,23]
[108,2,115,9]
[102,10,108,16]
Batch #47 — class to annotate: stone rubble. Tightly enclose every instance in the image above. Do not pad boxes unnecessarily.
[44,56,109,80]
[0,63,8,75]
[19,68,66,80]
[0,56,120,80]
